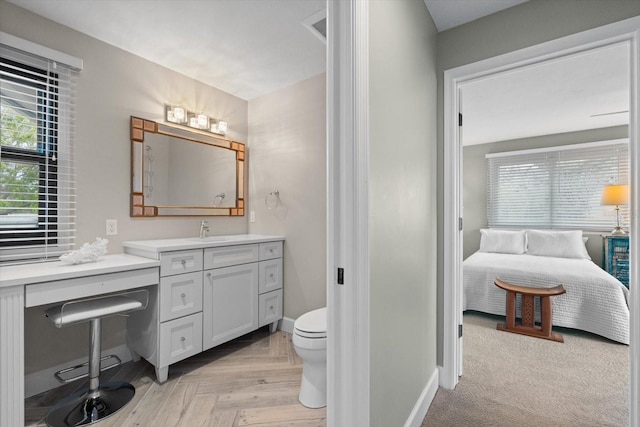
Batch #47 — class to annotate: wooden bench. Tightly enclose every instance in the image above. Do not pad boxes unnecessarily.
[494,278,567,343]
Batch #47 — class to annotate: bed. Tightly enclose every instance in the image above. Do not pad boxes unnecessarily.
[464,229,630,344]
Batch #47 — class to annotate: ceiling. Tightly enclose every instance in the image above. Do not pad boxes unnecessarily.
[424,0,529,32]
[462,43,630,145]
[7,0,327,101]
[6,0,629,144]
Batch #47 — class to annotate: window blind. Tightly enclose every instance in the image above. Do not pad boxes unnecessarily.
[0,43,78,263]
[487,140,629,231]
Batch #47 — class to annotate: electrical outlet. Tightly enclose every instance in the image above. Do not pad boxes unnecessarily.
[250,211,256,223]
[106,219,117,235]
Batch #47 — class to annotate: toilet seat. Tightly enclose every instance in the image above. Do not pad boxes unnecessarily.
[294,307,327,339]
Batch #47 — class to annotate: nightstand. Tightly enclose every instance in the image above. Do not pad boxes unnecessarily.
[602,235,629,288]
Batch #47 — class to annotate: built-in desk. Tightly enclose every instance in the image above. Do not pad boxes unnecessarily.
[0,254,160,427]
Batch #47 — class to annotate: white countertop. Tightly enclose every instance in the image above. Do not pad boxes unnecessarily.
[0,253,160,288]
[123,234,285,256]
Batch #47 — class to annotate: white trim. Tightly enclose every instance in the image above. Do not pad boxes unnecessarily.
[403,368,439,427]
[279,316,295,334]
[24,344,132,398]
[0,31,83,70]
[327,0,370,426]
[443,15,640,425]
[485,138,628,158]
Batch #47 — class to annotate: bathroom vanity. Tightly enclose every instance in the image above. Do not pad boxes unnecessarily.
[123,234,284,382]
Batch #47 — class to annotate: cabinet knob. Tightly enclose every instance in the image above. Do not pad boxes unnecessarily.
[180,336,186,342]
[207,272,212,279]
[181,292,186,298]
[269,305,274,311]
[270,273,274,278]
[181,259,186,266]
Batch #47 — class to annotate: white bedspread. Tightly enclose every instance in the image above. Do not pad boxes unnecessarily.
[464,252,629,344]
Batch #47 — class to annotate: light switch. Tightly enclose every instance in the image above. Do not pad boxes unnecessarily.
[250,211,256,223]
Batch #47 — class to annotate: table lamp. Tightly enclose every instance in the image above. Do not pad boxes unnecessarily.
[601,184,629,235]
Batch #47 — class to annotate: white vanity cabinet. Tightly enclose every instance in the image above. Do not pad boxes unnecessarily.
[123,235,284,383]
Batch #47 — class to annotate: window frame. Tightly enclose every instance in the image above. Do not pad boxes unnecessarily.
[0,56,59,247]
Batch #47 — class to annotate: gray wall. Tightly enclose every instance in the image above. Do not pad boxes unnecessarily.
[369,1,438,425]
[247,74,327,320]
[463,125,629,267]
[436,0,640,365]
[1,0,325,379]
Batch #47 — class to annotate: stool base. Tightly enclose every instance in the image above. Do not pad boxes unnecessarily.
[45,381,135,427]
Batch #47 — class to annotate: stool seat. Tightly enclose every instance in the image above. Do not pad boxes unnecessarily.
[494,278,566,343]
[46,296,143,327]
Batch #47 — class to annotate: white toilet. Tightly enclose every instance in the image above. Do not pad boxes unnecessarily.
[292,307,327,408]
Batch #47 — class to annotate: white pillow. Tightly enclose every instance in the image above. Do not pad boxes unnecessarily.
[582,236,591,260]
[479,229,526,254]
[526,230,587,259]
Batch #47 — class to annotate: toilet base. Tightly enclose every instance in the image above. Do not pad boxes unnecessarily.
[298,359,326,409]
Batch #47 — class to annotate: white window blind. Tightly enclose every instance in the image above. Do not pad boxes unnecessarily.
[0,42,78,263]
[487,140,629,231]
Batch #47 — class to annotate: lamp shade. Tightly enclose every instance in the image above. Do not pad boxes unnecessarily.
[601,184,629,206]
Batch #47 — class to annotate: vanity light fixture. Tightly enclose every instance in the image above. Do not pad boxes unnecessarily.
[165,104,227,136]
[165,105,187,124]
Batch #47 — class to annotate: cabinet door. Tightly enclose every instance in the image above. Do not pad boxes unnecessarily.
[203,263,259,350]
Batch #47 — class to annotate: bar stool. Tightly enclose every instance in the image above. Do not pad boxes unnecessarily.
[44,290,148,427]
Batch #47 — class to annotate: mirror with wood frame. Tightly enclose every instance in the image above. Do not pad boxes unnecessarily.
[130,117,245,217]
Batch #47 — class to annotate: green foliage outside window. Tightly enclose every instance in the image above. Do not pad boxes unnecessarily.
[0,105,39,215]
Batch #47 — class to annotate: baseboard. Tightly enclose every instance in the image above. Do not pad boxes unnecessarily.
[404,367,439,427]
[25,344,133,398]
[279,316,295,334]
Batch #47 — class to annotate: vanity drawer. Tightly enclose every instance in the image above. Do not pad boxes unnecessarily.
[204,244,259,269]
[259,289,283,328]
[160,250,203,277]
[259,241,283,260]
[259,259,283,294]
[159,271,203,322]
[159,312,203,366]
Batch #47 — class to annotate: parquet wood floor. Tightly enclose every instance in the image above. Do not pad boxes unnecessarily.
[25,328,326,427]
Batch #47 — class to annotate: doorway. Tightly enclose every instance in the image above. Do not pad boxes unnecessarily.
[442,16,640,425]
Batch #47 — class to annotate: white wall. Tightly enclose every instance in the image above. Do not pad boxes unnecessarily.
[369,1,438,425]
[247,74,327,320]
[1,0,250,375]
[436,0,640,366]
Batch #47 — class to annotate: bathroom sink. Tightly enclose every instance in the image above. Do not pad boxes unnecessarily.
[189,236,234,242]
[190,236,234,242]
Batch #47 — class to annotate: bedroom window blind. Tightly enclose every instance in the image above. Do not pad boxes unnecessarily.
[487,140,629,231]
[0,40,80,263]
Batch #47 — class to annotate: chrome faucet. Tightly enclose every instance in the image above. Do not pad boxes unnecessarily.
[199,220,210,238]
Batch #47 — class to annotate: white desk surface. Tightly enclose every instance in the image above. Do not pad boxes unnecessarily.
[0,254,160,288]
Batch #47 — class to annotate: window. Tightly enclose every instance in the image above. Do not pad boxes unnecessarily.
[487,140,629,231]
[0,39,79,263]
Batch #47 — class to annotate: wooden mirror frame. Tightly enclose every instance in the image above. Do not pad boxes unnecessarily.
[130,116,245,217]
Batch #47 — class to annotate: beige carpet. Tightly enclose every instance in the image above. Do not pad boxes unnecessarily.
[423,312,628,427]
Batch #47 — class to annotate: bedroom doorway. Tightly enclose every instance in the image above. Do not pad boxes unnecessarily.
[443,16,640,425]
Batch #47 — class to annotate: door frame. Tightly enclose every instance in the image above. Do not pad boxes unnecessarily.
[442,15,640,425]
[326,0,370,426]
